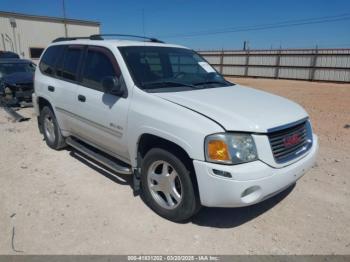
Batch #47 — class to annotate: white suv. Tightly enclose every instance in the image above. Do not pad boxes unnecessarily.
[33,35,318,221]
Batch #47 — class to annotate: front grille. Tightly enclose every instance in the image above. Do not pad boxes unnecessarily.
[268,121,311,163]
[15,83,33,91]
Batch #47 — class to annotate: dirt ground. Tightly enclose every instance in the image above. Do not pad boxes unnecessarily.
[0,78,349,255]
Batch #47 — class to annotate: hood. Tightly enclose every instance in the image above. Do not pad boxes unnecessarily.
[154,85,308,133]
[1,72,33,85]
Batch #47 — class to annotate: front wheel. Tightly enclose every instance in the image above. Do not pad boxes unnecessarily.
[141,148,200,222]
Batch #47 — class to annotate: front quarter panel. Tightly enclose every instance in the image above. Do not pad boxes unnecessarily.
[127,87,224,167]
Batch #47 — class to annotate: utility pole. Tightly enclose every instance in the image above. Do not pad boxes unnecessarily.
[9,18,18,53]
[243,40,249,51]
[62,0,68,37]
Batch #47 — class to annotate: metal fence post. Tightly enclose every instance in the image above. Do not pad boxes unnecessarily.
[275,49,281,79]
[310,47,319,81]
[244,50,250,77]
[219,49,224,74]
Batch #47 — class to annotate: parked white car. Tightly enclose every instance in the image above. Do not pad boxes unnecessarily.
[33,35,318,221]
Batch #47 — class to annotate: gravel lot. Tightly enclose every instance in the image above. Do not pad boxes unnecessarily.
[1,78,349,254]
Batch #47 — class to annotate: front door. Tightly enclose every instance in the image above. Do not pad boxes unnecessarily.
[73,46,130,163]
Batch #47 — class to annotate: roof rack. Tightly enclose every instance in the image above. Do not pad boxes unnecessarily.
[52,34,164,43]
[90,34,164,43]
[52,36,92,43]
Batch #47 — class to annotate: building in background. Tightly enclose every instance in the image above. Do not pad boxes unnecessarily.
[0,11,100,62]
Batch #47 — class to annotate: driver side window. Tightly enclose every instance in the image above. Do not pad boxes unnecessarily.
[81,47,121,92]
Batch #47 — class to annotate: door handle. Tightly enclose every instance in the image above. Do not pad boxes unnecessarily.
[78,94,86,102]
[48,86,55,92]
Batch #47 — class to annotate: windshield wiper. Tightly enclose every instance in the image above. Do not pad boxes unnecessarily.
[142,81,196,89]
[193,80,230,87]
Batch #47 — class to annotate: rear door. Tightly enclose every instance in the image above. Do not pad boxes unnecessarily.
[73,46,131,162]
[53,45,84,133]
[37,45,64,102]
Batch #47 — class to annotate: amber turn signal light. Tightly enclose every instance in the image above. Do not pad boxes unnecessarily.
[207,140,230,161]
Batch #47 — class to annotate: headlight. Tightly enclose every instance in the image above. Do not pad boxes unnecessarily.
[205,133,258,164]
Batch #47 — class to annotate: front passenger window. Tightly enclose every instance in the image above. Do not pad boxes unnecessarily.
[82,49,120,92]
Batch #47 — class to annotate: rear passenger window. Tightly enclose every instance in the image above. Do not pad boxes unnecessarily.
[81,48,119,91]
[58,46,83,81]
[39,46,63,76]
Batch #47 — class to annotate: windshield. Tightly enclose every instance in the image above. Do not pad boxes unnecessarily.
[0,62,35,78]
[118,46,232,92]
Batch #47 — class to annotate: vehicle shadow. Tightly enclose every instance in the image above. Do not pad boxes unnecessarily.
[190,183,295,228]
[69,148,295,228]
[69,150,133,188]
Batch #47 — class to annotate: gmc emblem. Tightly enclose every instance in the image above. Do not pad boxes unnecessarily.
[283,134,301,148]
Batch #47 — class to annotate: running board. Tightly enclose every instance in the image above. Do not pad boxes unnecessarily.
[66,137,132,175]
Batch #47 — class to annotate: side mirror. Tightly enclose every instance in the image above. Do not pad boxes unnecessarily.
[101,76,124,96]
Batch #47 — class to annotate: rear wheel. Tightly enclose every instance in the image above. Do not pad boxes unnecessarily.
[141,148,200,222]
[40,106,66,150]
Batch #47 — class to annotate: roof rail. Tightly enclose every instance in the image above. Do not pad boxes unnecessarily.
[52,34,164,43]
[90,34,164,43]
[52,36,94,43]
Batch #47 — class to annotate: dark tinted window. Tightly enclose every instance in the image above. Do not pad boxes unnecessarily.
[120,49,165,83]
[141,52,163,77]
[82,48,118,91]
[30,48,44,59]
[169,53,200,74]
[39,46,63,76]
[119,46,229,92]
[58,46,83,81]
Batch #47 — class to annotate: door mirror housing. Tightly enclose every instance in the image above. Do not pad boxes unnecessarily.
[101,76,124,96]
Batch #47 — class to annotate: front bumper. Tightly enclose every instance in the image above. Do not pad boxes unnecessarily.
[193,135,318,207]
[15,90,33,101]
[1,88,33,104]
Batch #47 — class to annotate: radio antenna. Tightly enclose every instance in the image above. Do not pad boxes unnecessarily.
[142,8,145,38]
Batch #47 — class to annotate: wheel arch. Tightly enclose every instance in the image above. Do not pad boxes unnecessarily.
[36,96,67,136]
[36,96,54,133]
[37,96,54,112]
[137,133,192,163]
[136,133,200,198]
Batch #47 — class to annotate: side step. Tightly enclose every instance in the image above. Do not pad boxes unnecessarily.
[66,137,132,175]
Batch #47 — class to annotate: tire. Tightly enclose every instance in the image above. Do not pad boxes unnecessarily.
[40,106,66,150]
[140,148,200,222]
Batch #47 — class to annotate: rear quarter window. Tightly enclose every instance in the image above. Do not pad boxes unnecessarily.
[39,46,64,76]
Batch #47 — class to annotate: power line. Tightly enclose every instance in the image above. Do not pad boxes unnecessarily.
[161,13,350,38]
[162,13,350,37]
[159,13,350,38]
